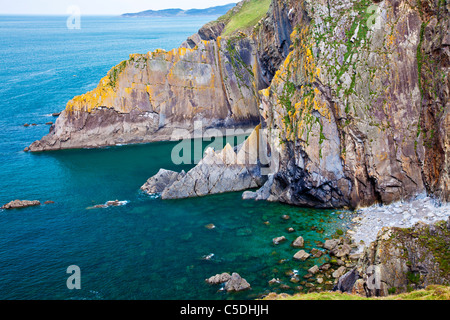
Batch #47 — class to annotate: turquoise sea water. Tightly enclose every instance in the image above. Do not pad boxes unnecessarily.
[0,15,353,300]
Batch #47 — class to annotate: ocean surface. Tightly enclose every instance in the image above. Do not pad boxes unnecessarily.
[0,15,353,300]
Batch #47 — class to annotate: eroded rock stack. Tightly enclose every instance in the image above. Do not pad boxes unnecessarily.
[141,126,267,199]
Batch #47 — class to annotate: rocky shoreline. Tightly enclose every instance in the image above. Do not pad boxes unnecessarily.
[348,196,450,253]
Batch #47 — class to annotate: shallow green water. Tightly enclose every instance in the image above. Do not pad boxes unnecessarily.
[0,139,353,300]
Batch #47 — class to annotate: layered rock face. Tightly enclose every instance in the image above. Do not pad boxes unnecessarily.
[28,39,260,151]
[27,0,448,208]
[256,0,449,208]
[350,219,450,297]
[27,0,300,152]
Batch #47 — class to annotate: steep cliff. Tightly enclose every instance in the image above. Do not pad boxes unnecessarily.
[28,0,448,208]
[353,219,450,296]
[27,0,281,152]
[257,0,449,208]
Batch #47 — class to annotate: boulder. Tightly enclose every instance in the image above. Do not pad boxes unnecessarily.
[331,244,352,258]
[272,236,286,245]
[332,266,347,279]
[311,248,324,258]
[308,265,320,275]
[205,273,231,285]
[293,250,310,261]
[323,239,340,251]
[292,236,304,248]
[224,273,251,292]
[354,220,450,297]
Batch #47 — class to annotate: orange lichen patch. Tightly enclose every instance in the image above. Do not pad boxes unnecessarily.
[290,28,298,42]
[261,88,271,98]
[217,36,222,49]
[129,53,141,60]
[66,77,118,113]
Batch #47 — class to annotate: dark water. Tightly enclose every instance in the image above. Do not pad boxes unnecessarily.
[0,15,353,300]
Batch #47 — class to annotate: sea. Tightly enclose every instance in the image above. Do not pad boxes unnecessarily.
[0,15,353,300]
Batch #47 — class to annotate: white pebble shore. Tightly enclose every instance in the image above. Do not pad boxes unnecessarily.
[347,194,450,253]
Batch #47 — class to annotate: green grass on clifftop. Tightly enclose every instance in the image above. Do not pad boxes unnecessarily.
[220,0,271,36]
[263,285,450,300]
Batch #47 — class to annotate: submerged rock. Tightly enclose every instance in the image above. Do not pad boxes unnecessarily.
[311,248,324,258]
[205,223,216,230]
[332,266,347,279]
[87,200,128,209]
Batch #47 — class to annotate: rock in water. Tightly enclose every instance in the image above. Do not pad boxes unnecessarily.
[1,200,41,210]
[27,16,264,152]
[141,169,186,194]
[323,239,340,251]
[308,265,320,275]
[272,236,286,245]
[293,250,310,261]
[330,244,352,258]
[224,273,251,292]
[87,200,128,209]
[205,273,231,285]
[142,126,267,199]
[292,236,305,248]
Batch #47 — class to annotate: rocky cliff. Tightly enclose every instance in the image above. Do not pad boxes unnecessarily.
[27,0,294,152]
[351,219,450,296]
[255,0,449,208]
[28,0,448,209]
[142,0,449,208]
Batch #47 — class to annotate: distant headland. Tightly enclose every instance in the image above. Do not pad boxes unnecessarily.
[121,3,237,17]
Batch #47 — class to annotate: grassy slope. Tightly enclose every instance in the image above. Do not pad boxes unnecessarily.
[263,285,450,300]
[219,0,272,37]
